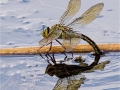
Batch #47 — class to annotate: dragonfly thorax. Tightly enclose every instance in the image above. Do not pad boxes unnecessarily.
[51,24,70,31]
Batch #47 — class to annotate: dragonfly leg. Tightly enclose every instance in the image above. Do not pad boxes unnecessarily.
[39,53,45,60]
[47,60,52,64]
[52,53,56,64]
[46,42,52,53]
[37,42,52,61]
[63,51,67,60]
[46,53,56,64]
[44,54,51,64]
[44,42,54,63]
[71,52,74,58]
[37,44,46,53]
[37,46,45,59]
[37,46,45,60]
[55,39,68,58]
[45,53,50,59]
[37,42,51,53]
[38,52,52,64]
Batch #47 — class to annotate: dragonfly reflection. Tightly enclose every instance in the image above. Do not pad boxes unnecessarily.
[45,55,110,90]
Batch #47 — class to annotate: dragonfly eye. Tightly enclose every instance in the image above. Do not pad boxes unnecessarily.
[41,27,50,37]
[47,27,50,34]
[41,28,46,37]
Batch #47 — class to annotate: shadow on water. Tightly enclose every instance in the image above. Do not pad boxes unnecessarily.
[44,54,110,90]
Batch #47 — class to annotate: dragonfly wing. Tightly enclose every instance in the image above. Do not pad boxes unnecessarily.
[59,0,81,25]
[62,30,81,52]
[39,28,62,47]
[53,74,85,90]
[53,78,68,90]
[67,3,104,29]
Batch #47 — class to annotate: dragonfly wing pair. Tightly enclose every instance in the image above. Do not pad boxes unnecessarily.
[60,1,104,51]
[67,3,104,29]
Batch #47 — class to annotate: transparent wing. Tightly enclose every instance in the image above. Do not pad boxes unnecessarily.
[67,3,104,29]
[62,30,81,52]
[39,28,62,47]
[59,0,81,25]
[53,78,68,90]
[53,74,85,90]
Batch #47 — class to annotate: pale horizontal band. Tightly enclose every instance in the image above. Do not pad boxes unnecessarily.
[0,43,119,55]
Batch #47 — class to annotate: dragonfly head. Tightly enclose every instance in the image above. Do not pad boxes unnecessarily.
[45,64,55,76]
[41,27,50,37]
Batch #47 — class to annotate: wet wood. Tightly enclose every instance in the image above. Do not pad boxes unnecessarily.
[0,43,119,55]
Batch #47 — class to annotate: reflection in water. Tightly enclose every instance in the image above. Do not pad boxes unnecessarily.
[45,54,110,90]
[53,74,86,90]
[0,54,112,90]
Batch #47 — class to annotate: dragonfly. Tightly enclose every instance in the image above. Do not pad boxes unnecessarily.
[39,0,104,55]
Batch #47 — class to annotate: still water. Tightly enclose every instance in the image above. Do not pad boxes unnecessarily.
[0,52,120,90]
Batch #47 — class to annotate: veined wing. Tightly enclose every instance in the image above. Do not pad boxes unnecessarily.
[62,30,81,52]
[67,3,104,29]
[53,74,85,90]
[39,28,62,47]
[59,0,81,25]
